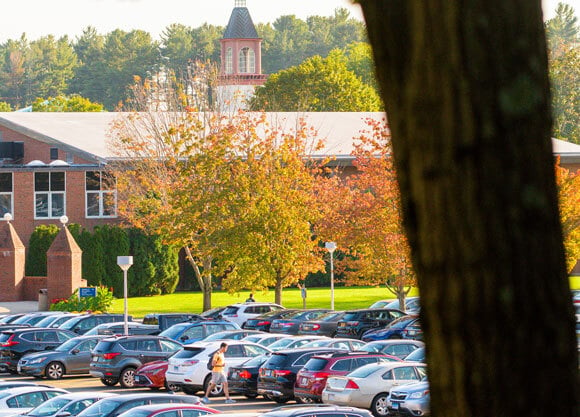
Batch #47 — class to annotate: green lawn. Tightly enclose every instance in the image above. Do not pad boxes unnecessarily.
[109,286,420,318]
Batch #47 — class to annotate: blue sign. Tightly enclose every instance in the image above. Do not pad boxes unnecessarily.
[79,287,97,298]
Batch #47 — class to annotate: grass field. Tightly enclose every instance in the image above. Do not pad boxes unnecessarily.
[109,286,420,318]
[109,276,580,318]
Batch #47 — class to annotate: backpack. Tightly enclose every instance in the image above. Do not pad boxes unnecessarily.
[207,352,216,371]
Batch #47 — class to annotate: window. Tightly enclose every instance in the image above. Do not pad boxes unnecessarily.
[50,148,58,160]
[0,173,12,217]
[331,359,353,372]
[225,47,233,74]
[34,172,65,219]
[238,47,255,73]
[137,339,159,352]
[85,171,117,218]
[224,345,244,358]
[160,340,182,353]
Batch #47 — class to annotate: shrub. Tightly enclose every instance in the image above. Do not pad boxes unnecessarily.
[49,286,115,312]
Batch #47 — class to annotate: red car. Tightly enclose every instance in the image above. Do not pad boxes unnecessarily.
[134,360,176,390]
[111,403,218,417]
[294,351,400,403]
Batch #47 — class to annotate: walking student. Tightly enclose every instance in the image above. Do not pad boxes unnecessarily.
[202,342,236,404]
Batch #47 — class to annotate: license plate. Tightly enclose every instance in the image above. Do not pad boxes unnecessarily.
[174,366,179,371]
[339,323,346,327]
[392,402,399,410]
[300,377,308,385]
[265,370,273,376]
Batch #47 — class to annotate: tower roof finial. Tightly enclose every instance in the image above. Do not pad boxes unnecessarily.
[235,0,246,7]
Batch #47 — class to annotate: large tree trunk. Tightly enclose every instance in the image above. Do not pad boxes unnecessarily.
[274,277,283,306]
[184,246,213,311]
[359,1,578,416]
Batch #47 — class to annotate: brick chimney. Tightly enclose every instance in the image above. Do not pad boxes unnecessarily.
[0,219,25,301]
[46,224,85,302]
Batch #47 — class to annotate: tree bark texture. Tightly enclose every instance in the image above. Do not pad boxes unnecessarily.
[184,246,213,311]
[359,1,578,416]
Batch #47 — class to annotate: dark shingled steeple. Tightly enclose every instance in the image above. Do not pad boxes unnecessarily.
[223,1,259,39]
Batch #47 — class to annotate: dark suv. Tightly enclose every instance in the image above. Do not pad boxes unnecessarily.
[142,313,206,332]
[0,328,76,372]
[257,348,347,403]
[294,351,400,403]
[89,335,182,388]
[335,309,406,339]
[158,320,239,343]
[59,314,130,335]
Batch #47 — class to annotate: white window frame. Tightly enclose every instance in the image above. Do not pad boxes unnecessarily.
[85,171,117,219]
[225,48,233,74]
[0,172,13,218]
[34,172,66,220]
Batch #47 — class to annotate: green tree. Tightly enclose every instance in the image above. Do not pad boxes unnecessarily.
[550,46,580,142]
[250,51,382,111]
[0,36,28,109]
[32,94,104,112]
[69,27,107,105]
[25,224,59,276]
[359,0,578,416]
[0,102,11,111]
[93,225,130,296]
[546,2,579,56]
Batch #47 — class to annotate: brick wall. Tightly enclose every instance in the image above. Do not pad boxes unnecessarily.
[22,276,47,301]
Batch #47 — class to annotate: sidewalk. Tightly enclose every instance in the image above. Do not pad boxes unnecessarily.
[0,302,39,314]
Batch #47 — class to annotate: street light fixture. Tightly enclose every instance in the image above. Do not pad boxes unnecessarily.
[325,242,337,310]
[3,213,12,222]
[117,256,133,336]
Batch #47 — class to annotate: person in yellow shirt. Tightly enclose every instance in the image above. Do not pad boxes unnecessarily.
[201,342,236,404]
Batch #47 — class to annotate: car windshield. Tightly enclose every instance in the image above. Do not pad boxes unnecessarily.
[264,353,288,366]
[10,315,37,324]
[55,338,82,352]
[318,311,344,321]
[267,338,294,349]
[203,332,236,342]
[386,316,416,329]
[303,357,328,371]
[405,347,425,362]
[159,323,190,339]
[341,312,361,321]
[0,392,12,400]
[301,340,330,348]
[35,316,62,328]
[241,354,269,367]
[60,316,86,330]
[172,347,203,359]
[77,399,119,417]
[27,397,71,417]
[348,364,382,378]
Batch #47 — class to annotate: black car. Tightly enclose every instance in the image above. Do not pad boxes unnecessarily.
[298,311,346,337]
[334,309,406,339]
[89,335,182,388]
[142,313,206,332]
[262,405,373,417]
[0,328,76,372]
[243,309,300,332]
[269,310,332,335]
[59,314,130,335]
[228,353,270,398]
[257,347,347,403]
[75,393,200,417]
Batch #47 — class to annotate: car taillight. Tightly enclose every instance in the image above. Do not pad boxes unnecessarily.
[182,360,199,366]
[1,336,19,347]
[273,370,292,377]
[313,372,329,381]
[257,321,271,326]
[239,370,252,379]
[311,324,320,330]
[102,352,121,360]
[345,379,360,389]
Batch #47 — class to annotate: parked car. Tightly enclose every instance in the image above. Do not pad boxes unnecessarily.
[321,361,427,417]
[0,328,76,373]
[294,351,400,404]
[20,392,118,417]
[298,311,346,337]
[59,314,130,335]
[335,309,406,340]
[165,340,271,396]
[89,335,183,388]
[227,354,271,399]
[403,347,425,362]
[220,303,284,327]
[142,314,207,332]
[17,335,104,379]
[242,333,289,347]
[9,313,69,327]
[133,360,173,391]
[116,403,218,417]
[361,316,422,342]
[300,338,366,351]
[201,330,264,342]
[85,322,160,336]
[199,308,227,321]
[243,310,300,332]
[0,387,69,417]
[257,347,347,403]
[387,380,430,416]
[159,321,240,344]
[0,314,26,324]
[76,394,200,417]
[33,314,80,329]
[261,405,373,417]
[358,340,425,360]
[0,382,50,391]
[269,310,331,335]
[369,297,420,314]
[267,336,330,352]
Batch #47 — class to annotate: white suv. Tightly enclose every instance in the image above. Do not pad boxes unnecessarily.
[220,303,284,327]
[165,340,271,396]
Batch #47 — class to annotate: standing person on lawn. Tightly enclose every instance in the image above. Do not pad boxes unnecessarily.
[202,342,235,404]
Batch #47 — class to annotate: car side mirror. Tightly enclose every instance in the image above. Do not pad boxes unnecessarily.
[74,328,80,333]
[180,336,189,342]
[70,349,80,355]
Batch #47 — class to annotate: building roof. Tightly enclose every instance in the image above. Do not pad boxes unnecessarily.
[223,6,259,39]
[0,112,579,166]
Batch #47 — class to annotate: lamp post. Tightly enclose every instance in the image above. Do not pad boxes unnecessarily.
[325,242,337,310]
[117,256,133,336]
[3,213,12,222]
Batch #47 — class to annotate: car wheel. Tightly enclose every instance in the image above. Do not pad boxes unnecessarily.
[203,374,223,397]
[245,393,259,399]
[101,377,119,386]
[182,386,198,395]
[120,367,137,388]
[273,397,290,404]
[165,381,181,392]
[371,393,389,417]
[45,362,65,380]
[296,396,315,404]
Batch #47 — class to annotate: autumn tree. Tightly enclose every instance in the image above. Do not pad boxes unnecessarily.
[358,1,578,416]
[556,158,580,271]
[316,117,415,310]
[0,102,11,111]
